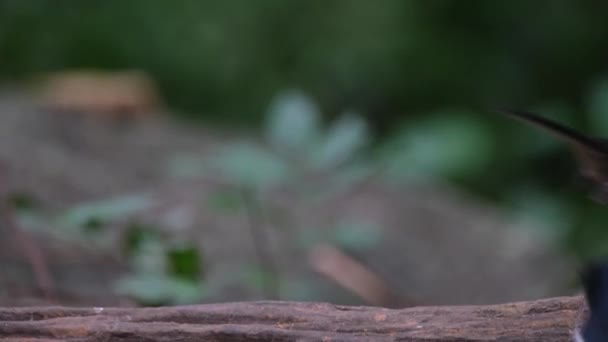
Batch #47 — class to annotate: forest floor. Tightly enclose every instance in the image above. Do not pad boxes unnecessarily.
[0,89,575,308]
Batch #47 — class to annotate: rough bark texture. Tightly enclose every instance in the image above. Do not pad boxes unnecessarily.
[0,296,582,341]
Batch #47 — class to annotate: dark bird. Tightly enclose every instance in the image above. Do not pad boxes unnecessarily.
[497,109,608,202]
[574,262,608,342]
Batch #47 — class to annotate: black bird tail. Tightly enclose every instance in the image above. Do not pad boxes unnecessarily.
[495,109,608,153]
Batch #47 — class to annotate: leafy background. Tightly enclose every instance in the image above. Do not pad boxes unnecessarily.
[2,1,608,305]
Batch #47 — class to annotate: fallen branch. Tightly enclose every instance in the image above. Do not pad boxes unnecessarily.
[0,296,582,341]
[309,243,412,308]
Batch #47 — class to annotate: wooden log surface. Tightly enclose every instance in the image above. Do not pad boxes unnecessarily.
[0,296,583,341]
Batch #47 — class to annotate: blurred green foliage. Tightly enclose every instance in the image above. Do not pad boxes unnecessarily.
[4,1,608,285]
[2,1,608,126]
[114,230,204,306]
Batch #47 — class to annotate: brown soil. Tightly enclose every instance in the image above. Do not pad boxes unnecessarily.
[0,89,575,307]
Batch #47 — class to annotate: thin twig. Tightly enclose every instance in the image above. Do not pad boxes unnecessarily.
[309,243,416,308]
[1,204,55,300]
[240,188,279,299]
[1,209,55,300]
[0,163,55,301]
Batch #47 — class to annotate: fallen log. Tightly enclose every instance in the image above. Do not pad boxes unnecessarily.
[0,296,583,341]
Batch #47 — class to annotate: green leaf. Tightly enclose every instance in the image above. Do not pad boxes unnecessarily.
[165,277,205,304]
[507,187,574,239]
[331,221,383,251]
[311,112,369,169]
[58,194,153,230]
[114,273,204,306]
[8,192,37,211]
[167,245,202,282]
[82,217,106,234]
[213,143,289,189]
[124,223,161,256]
[382,111,492,181]
[116,236,205,305]
[266,89,321,154]
[114,274,172,306]
[129,233,167,273]
[207,190,243,213]
[313,163,375,200]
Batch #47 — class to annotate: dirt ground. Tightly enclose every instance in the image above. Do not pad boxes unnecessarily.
[0,89,576,308]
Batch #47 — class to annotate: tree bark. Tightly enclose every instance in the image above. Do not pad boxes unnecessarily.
[0,296,582,341]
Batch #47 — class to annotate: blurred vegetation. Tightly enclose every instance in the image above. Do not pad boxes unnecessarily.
[3,1,608,125]
[4,1,608,303]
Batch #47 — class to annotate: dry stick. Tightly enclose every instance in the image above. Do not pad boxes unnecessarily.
[1,199,55,300]
[240,188,279,299]
[306,162,420,308]
[0,163,55,301]
[309,243,414,308]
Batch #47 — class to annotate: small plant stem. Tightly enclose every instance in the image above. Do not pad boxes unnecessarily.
[0,163,55,301]
[1,203,55,300]
[240,188,279,299]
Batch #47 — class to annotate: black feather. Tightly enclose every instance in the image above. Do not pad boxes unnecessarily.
[494,109,608,153]
[580,261,608,341]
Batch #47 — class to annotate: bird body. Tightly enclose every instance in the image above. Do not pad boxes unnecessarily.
[574,262,608,342]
